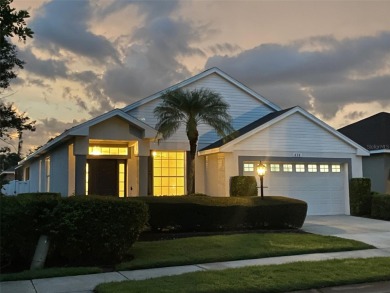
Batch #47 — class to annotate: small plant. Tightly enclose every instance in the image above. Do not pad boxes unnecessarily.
[230,176,257,197]
[349,178,371,216]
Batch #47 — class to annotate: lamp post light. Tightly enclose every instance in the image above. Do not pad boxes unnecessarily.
[256,162,266,199]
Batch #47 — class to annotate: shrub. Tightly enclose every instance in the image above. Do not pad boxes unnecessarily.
[349,178,371,216]
[49,196,148,266]
[371,194,390,220]
[0,193,60,272]
[132,196,307,232]
[230,176,258,197]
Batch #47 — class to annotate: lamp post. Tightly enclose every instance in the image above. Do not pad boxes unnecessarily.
[256,162,266,199]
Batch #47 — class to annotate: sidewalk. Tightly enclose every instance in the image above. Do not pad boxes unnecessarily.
[1,248,390,293]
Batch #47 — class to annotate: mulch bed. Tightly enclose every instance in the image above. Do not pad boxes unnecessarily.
[138,228,306,241]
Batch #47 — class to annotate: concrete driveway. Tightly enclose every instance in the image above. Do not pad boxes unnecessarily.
[302,215,390,249]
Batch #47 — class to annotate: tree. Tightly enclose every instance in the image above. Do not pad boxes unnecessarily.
[1,0,34,89]
[154,88,235,194]
[0,102,35,154]
[1,0,35,154]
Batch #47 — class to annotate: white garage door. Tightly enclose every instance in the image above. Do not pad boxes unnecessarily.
[243,162,347,215]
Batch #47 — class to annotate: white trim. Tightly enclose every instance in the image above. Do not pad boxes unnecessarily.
[198,107,370,156]
[122,67,281,113]
[370,149,390,154]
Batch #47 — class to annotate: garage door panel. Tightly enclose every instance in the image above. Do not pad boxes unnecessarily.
[250,162,346,215]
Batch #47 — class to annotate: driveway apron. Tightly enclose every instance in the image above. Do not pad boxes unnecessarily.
[303,215,390,249]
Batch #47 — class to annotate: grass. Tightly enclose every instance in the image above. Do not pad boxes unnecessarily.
[116,232,373,270]
[96,257,390,293]
[0,232,373,282]
[0,267,102,282]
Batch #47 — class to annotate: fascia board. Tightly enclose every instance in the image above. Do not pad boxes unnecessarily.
[370,149,390,154]
[197,147,221,156]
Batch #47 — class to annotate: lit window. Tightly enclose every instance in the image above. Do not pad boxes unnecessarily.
[85,163,89,195]
[296,164,305,172]
[118,163,125,197]
[308,164,317,172]
[283,164,293,172]
[89,145,128,156]
[153,151,185,196]
[45,157,50,192]
[244,163,254,172]
[332,164,341,173]
[270,164,280,172]
[320,164,329,172]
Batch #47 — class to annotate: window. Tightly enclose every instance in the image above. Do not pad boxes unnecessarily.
[283,164,293,172]
[243,163,254,172]
[308,164,317,172]
[118,162,125,197]
[45,157,50,192]
[332,164,341,172]
[85,163,89,195]
[295,164,305,172]
[24,167,30,180]
[153,151,185,196]
[89,145,128,156]
[320,164,329,172]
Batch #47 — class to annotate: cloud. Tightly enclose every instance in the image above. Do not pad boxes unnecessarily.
[205,32,390,118]
[102,7,205,104]
[20,49,69,80]
[31,0,119,63]
[23,118,86,153]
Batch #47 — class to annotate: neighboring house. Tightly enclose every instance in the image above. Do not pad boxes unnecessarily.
[338,112,390,194]
[14,68,369,215]
[0,166,16,182]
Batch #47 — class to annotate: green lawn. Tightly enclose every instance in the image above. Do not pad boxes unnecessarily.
[97,257,390,293]
[117,232,372,270]
[0,232,373,282]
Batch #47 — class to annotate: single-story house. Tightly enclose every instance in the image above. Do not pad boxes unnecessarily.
[338,112,390,194]
[0,166,16,182]
[16,68,369,215]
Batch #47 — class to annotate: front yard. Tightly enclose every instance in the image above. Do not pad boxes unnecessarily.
[1,232,373,281]
[96,257,390,293]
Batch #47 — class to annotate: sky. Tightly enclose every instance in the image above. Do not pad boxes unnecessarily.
[3,0,390,155]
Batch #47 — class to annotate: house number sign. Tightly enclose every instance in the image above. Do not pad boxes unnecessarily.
[293,153,303,157]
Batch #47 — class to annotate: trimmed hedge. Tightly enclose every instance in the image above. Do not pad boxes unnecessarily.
[0,194,148,272]
[230,176,257,197]
[49,196,148,266]
[131,196,307,232]
[349,178,371,216]
[0,193,60,272]
[371,194,390,220]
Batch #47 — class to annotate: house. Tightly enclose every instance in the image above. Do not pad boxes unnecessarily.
[14,68,369,215]
[338,112,390,194]
[0,166,16,182]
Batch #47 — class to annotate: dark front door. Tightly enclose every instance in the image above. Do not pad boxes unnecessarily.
[88,159,118,196]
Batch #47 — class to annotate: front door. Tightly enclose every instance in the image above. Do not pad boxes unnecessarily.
[88,159,118,196]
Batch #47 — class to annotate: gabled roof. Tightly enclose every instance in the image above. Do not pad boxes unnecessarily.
[199,106,370,156]
[19,109,157,165]
[338,112,390,153]
[122,67,281,112]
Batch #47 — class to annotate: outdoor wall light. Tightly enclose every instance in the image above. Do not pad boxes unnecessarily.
[256,162,266,199]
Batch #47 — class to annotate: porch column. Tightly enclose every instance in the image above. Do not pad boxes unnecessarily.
[138,156,149,196]
[75,155,86,195]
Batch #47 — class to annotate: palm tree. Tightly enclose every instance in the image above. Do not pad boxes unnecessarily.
[154,88,235,194]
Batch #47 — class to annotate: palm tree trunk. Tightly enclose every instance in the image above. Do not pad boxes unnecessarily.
[187,137,197,194]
